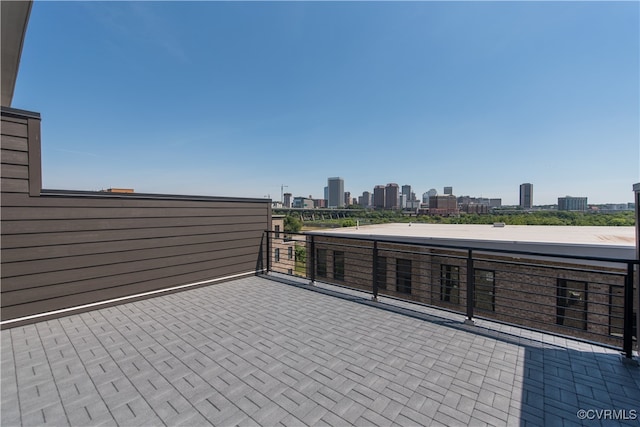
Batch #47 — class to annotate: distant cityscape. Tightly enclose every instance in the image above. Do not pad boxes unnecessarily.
[274,178,636,215]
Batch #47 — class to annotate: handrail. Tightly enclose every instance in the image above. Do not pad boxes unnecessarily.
[263,229,637,358]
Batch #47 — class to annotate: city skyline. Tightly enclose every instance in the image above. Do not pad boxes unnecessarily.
[282,179,632,208]
[12,2,639,205]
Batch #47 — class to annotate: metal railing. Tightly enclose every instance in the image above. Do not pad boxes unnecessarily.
[263,230,638,358]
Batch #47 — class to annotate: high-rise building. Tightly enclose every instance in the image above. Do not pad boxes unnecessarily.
[423,188,438,204]
[360,191,371,208]
[520,183,533,209]
[324,186,328,203]
[399,194,407,209]
[558,196,588,211]
[373,185,386,209]
[327,177,344,208]
[444,186,453,195]
[283,193,292,208]
[344,191,351,207]
[401,185,412,208]
[385,183,400,210]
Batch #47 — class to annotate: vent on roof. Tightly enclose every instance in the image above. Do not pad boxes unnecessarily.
[493,222,506,228]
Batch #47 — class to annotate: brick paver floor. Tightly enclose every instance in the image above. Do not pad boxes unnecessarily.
[2,275,639,426]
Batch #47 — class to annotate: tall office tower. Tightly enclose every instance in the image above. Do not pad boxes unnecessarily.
[361,191,371,208]
[385,183,400,210]
[344,192,351,207]
[558,196,588,211]
[444,186,453,195]
[283,193,292,208]
[324,186,328,202]
[401,185,412,207]
[373,185,386,209]
[520,183,533,209]
[327,177,344,208]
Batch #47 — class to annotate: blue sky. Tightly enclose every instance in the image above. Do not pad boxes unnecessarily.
[14,1,639,205]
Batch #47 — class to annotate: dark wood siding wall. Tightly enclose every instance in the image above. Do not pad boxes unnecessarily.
[1,107,270,325]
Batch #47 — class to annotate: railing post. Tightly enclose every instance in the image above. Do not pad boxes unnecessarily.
[309,235,316,285]
[465,249,475,325]
[372,240,379,301]
[623,262,634,359]
[265,231,271,273]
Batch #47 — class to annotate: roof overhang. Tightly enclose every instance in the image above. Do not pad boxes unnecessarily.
[1,0,32,107]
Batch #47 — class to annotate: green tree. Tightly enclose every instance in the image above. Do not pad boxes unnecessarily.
[284,215,302,233]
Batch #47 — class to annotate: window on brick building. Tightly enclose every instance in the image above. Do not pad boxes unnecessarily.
[275,248,280,262]
[440,265,460,304]
[474,269,495,312]
[288,246,293,260]
[396,259,412,294]
[376,256,387,290]
[274,225,280,239]
[557,279,587,330]
[317,249,327,278]
[333,251,345,281]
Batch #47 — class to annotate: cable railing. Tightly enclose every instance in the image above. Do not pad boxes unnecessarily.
[263,230,638,358]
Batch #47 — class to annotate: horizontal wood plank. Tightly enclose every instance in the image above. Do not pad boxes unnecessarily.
[0,121,28,138]
[1,261,258,320]
[2,237,260,277]
[1,178,29,193]
[1,229,263,262]
[1,164,28,179]
[1,215,268,234]
[1,135,28,152]
[1,245,260,291]
[0,205,270,220]
[1,223,267,249]
[1,150,29,166]
[0,192,270,209]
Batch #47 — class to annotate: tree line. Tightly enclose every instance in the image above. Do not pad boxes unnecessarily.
[285,210,635,230]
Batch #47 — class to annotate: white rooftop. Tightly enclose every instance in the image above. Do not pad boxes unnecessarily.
[308,223,637,260]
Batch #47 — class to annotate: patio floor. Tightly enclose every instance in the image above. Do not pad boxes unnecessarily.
[1,275,639,426]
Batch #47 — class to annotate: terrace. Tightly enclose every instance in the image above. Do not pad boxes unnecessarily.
[2,274,640,426]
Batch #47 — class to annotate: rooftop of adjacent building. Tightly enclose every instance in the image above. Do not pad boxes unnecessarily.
[2,275,639,427]
[308,223,636,259]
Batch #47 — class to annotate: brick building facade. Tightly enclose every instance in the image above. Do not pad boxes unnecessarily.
[270,224,636,348]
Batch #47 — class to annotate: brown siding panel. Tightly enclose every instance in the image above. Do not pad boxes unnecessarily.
[1,177,29,193]
[1,149,29,165]
[1,107,271,325]
[1,121,28,138]
[1,135,28,152]
[1,164,29,179]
